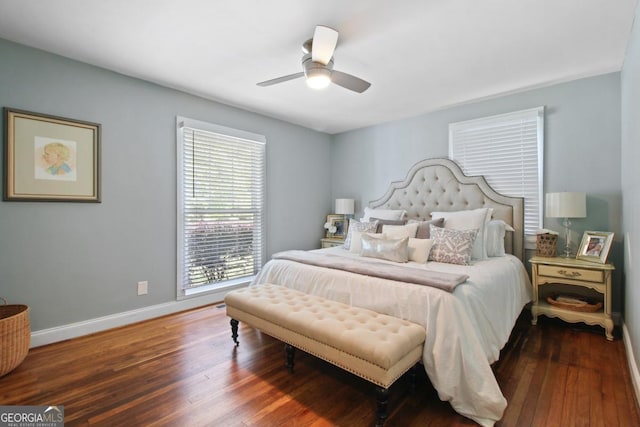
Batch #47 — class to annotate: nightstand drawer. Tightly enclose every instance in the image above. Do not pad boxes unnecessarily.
[321,238,344,248]
[538,264,603,283]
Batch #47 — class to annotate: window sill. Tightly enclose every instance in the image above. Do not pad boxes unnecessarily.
[178,276,254,300]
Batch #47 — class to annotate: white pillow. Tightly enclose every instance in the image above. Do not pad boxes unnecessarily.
[431,208,493,260]
[350,232,386,254]
[361,207,407,222]
[381,223,419,239]
[486,219,515,257]
[408,238,432,263]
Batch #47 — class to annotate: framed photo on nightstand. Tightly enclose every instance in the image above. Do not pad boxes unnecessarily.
[577,231,614,264]
[325,214,347,239]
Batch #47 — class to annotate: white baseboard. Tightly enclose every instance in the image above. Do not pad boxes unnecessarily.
[623,322,640,409]
[29,287,239,348]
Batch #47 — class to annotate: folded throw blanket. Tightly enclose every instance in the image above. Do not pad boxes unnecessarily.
[271,250,468,292]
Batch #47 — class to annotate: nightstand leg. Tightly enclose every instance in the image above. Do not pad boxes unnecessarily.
[531,306,539,325]
[605,319,614,341]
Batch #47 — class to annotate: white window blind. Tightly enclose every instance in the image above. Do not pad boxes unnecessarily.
[177,117,265,297]
[449,107,544,239]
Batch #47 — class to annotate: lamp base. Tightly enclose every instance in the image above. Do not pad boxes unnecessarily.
[562,217,573,258]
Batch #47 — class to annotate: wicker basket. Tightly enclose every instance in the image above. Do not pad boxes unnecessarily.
[0,298,30,377]
[536,233,558,257]
[547,294,603,313]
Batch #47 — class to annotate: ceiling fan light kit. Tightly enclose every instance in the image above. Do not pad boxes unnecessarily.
[306,69,331,89]
[257,25,371,93]
[304,54,332,89]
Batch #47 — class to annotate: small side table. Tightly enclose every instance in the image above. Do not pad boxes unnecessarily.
[321,238,344,248]
[530,256,614,340]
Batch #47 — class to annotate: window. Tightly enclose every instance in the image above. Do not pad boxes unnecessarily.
[449,107,544,245]
[177,117,266,298]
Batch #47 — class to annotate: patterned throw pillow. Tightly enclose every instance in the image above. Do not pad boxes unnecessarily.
[344,219,378,250]
[428,225,478,265]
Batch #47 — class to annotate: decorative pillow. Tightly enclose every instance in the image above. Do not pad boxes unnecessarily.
[370,217,407,233]
[408,217,445,239]
[486,219,516,257]
[430,208,492,260]
[349,232,386,254]
[408,238,432,263]
[428,225,478,265]
[360,235,409,263]
[361,207,407,222]
[382,223,419,239]
[344,219,378,250]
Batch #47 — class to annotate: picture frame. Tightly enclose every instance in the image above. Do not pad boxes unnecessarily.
[4,108,101,202]
[325,214,347,239]
[576,231,614,264]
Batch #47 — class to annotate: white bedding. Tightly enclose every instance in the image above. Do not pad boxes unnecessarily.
[251,246,532,426]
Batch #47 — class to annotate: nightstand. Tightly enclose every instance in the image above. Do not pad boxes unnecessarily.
[321,238,344,248]
[530,256,614,340]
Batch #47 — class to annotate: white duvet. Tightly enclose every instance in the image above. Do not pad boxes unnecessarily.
[251,246,532,426]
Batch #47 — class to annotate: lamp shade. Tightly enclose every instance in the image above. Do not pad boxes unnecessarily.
[335,198,355,215]
[545,192,586,218]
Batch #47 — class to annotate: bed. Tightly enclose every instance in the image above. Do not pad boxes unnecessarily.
[251,158,532,426]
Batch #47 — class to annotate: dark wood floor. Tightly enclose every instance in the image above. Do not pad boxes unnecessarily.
[1,303,638,426]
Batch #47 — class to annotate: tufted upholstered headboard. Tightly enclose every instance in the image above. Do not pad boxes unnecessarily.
[369,158,524,262]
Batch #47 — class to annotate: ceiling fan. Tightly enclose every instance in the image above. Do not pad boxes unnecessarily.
[257,25,371,93]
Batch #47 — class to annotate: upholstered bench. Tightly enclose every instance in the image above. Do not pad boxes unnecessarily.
[224,283,426,427]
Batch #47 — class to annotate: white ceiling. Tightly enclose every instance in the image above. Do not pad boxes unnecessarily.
[0,0,637,134]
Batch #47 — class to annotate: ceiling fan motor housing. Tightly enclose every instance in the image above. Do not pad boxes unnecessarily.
[302,53,334,79]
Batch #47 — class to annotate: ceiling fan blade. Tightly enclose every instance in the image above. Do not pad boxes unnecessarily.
[331,70,371,93]
[256,72,305,87]
[311,25,338,65]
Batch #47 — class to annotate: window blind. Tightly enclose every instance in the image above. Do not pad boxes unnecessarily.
[449,107,544,238]
[177,117,265,296]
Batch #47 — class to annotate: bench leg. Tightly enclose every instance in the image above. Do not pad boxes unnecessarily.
[230,319,239,346]
[409,364,419,393]
[375,386,389,427]
[284,344,295,373]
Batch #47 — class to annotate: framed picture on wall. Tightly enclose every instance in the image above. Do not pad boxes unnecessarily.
[576,231,614,264]
[4,108,101,202]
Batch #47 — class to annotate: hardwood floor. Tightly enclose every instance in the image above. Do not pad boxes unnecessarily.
[1,303,638,426]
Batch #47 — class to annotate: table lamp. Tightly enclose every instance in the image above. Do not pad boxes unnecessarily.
[545,192,587,257]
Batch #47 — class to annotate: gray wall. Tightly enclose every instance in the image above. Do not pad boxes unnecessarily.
[332,73,623,314]
[621,1,640,390]
[0,39,332,332]
[0,30,632,349]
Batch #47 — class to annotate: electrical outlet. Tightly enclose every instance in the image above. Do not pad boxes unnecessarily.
[137,281,148,295]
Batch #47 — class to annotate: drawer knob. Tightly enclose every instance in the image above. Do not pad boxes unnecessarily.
[558,269,581,278]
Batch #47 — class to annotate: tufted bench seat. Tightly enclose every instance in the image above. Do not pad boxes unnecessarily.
[224,283,426,426]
